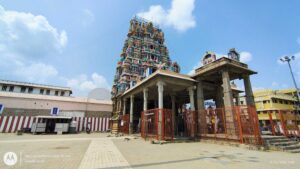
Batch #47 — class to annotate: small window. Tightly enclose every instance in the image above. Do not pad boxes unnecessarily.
[240,101,244,105]
[46,90,50,95]
[2,85,7,91]
[21,86,26,93]
[55,91,59,96]
[9,86,14,92]
[60,91,65,96]
[263,101,267,104]
[28,87,33,93]
[272,99,278,103]
[40,89,44,94]
[279,100,283,104]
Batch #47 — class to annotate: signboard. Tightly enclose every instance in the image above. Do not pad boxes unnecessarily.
[0,104,4,114]
[59,111,84,118]
[51,107,59,116]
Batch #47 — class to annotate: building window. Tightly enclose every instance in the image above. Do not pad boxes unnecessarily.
[279,100,283,104]
[2,85,7,91]
[60,91,65,96]
[40,89,44,94]
[263,101,267,104]
[46,90,50,95]
[28,87,33,93]
[21,86,26,93]
[240,101,244,105]
[9,86,14,92]
[272,99,278,103]
[55,91,59,96]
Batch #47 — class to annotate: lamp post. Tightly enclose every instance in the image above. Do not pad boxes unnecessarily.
[280,56,300,112]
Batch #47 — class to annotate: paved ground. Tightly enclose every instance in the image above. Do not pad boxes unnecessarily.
[113,139,300,169]
[0,133,299,169]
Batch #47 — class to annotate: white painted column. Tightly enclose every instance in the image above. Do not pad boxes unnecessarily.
[157,81,164,140]
[157,82,164,109]
[188,86,195,111]
[129,95,134,134]
[143,88,148,111]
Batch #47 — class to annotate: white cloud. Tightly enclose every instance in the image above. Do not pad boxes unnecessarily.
[188,51,252,75]
[0,5,67,58]
[0,5,67,83]
[0,53,58,83]
[240,52,252,63]
[82,9,95,27]
[14,63,58,82]
[66,73,110,96]
[188,61,202,75]
[137,0,196,32]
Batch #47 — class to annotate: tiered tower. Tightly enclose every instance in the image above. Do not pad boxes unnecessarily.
[111,17,180,97]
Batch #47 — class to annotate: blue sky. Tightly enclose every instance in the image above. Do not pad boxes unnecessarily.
[0,0,300,96]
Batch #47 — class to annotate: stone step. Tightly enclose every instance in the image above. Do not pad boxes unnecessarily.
[287,148,300,153]
[265,138,290,144]
[270,141,299,147]
[262,136,286,140]
[280,144,300,150]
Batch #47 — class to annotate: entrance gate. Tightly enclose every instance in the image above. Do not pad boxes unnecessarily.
[141,109,173,141]
[198,106,262,145]
[119,114,129,134]
[182,110,196,137]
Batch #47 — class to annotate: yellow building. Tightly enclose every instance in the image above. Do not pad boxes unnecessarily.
[240,88,300,135]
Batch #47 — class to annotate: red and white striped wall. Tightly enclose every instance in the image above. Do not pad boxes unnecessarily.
[72,116,110,132]
[0,116,111,133]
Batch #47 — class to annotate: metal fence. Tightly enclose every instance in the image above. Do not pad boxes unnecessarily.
[266,110,299,137]
[198,106,261,145]
[119,114,130,134]
[141,108,173,141]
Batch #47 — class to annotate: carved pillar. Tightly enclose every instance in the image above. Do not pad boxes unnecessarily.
[143,88,148,111]
[129,95,134,134]
[123,98,127,115]
[222,70,236,136]
[188,86,195,111]
[243,75,255,106]
[157,81,164,140]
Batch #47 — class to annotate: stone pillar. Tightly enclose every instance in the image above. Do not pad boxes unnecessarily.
[235,94,240,106]
[188,86,195,137]
[222,70,236,136]
[196,79,204,136]
[243,75,255,106]
[196,80,205,111]
[129,95,134,134]
[123,98,127,115]
[215,86,224,108]
[188,87,195,111]
[143,88,148,111]
[171,94,176,135]
[157,81,164,140]
[222,71,234,108]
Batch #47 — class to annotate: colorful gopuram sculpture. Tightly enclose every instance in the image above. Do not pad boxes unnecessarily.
[111,16,180,97]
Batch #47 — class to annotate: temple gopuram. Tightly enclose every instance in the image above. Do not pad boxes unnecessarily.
[111,17,261,145]
[112,16,180,99]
